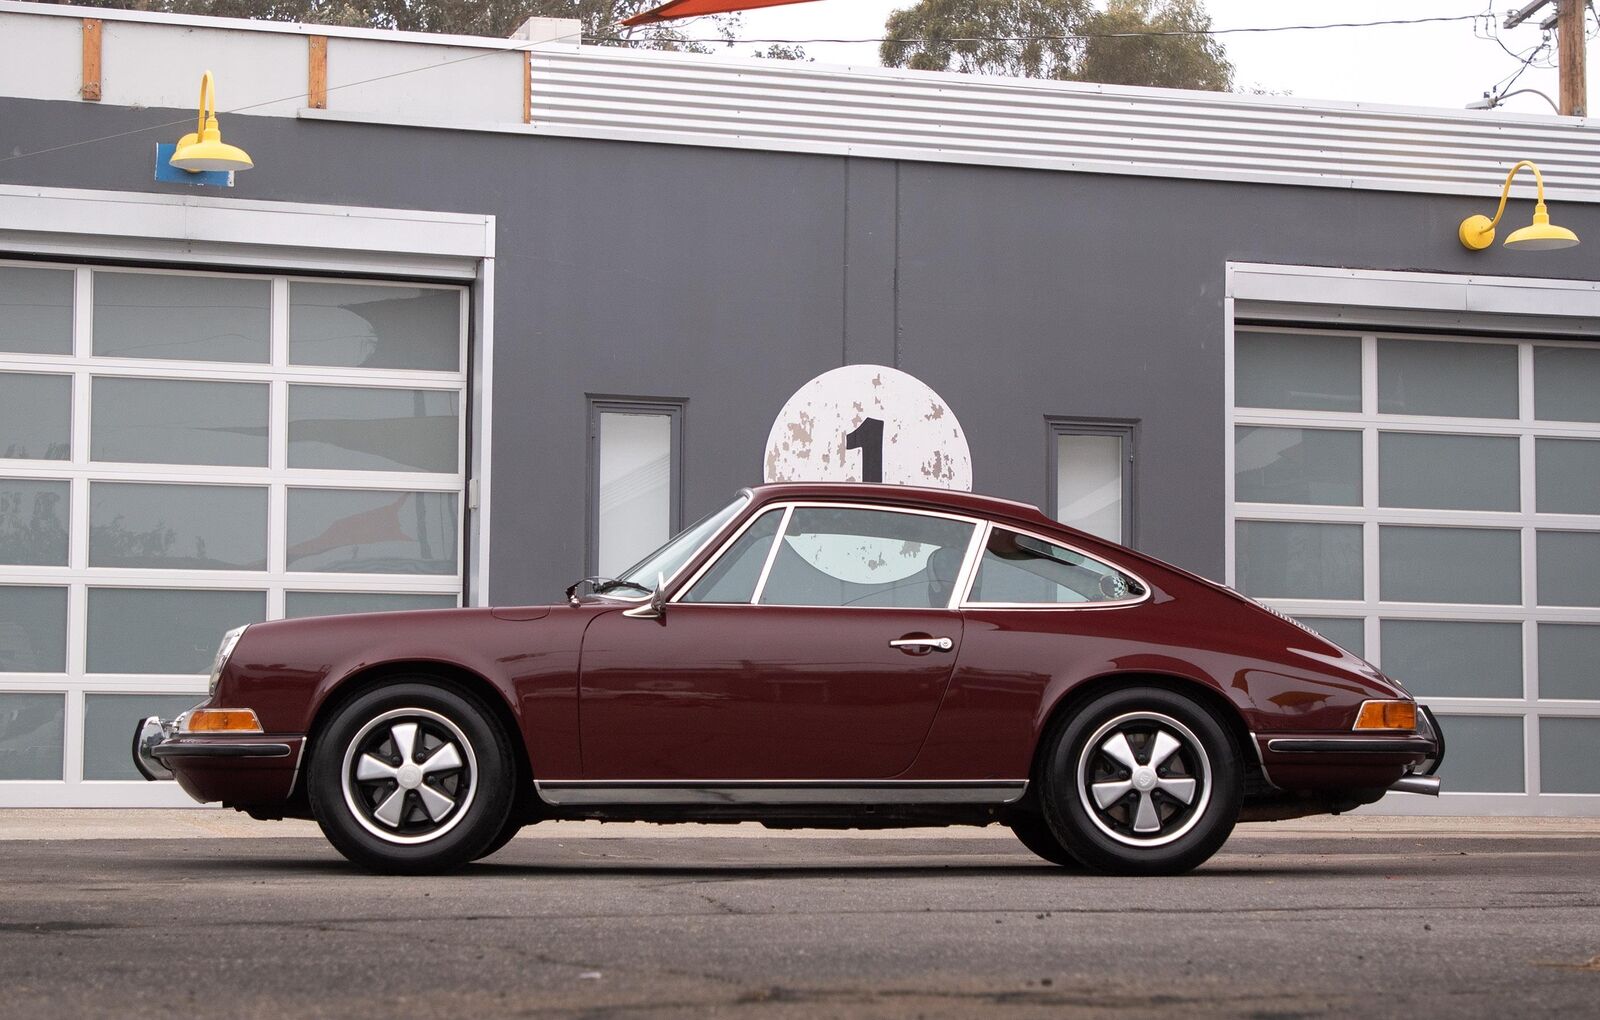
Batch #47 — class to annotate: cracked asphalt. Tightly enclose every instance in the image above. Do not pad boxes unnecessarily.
[2,827,1597,1018]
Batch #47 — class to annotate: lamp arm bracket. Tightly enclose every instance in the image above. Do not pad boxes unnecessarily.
[1486,159,1548,229]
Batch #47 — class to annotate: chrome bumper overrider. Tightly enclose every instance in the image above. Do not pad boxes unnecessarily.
[132,716,180,781]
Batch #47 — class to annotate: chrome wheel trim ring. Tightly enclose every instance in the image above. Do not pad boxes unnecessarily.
[1075,710,1212,849]
[340,706,479,846]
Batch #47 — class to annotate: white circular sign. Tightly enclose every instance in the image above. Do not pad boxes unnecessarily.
[763,364,972,491]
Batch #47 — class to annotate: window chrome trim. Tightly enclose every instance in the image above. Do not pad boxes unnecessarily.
[534,779,1028,807]
[959,522,1153,611]
[671,499,986,610]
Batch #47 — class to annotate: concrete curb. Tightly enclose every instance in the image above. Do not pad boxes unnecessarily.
[3,809,1598,840]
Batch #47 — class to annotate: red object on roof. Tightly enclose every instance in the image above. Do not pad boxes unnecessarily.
[622,0,823,27]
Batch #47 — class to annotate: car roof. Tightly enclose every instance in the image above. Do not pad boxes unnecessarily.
[745,482,1055,529]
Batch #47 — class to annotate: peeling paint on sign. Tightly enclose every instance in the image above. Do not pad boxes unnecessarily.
[763,364,973,492]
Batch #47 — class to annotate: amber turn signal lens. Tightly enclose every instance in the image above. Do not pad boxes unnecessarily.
[1353,701,1416,731]
[184,708,263,733]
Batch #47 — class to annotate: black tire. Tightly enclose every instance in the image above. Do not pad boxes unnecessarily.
[1039,686,1241,876]
[473,814,525,861]
[308,681,515,875]
[1008,811,1083,868]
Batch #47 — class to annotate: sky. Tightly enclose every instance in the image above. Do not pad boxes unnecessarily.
[697,1,1597,116]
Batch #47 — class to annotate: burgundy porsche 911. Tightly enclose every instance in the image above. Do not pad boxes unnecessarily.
[134,483,1443,875]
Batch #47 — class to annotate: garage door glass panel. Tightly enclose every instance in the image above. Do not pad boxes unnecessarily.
[1235,426,1361,506]
[970,529,1144,604]
[1539,718,1600,793]
[289,283,460,371]
[680,509,783,604]
[86,588,266,675]
[1234,521,1362,600]
[1378,527,1520,605]
[82,694,204,780]
[1292,616,1364,656]
[1378,620,1521,699]
[0,374,70,461]
[1432,715,1523,792]
[0,693,64,780]
[0,479,69,566]
[92,377,268,467]
[285,591,459,618]
[287,489,458,575]
[1379,433,1519,512]
[0,586,67,673]
[0,267,73,356]
[89,483,267,571]
[1535,439,1600,515]
[759,508,975,609]
[1534,346,1600,423]
[93,273,269,364]
[1234,333,1360,412]
[1377,339,1517,419]
[288,385,459,473]
[1537,624,1600,700]
[1536,531,1600,607]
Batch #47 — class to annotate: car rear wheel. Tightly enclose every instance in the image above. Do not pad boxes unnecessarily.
[308,681,514,874]
[1008,811,1083,868]
[1040,686,1241,876]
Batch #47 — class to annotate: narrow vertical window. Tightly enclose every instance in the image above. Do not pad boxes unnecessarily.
[1050,421,1134,545]
[590,400,682,578]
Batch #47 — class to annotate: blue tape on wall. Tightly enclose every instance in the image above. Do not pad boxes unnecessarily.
[153,143,233,187]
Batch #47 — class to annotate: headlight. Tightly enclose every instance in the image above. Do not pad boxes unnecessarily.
[208,626,247,697]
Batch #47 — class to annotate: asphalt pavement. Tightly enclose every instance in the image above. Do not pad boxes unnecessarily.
[1,817,1597,1018]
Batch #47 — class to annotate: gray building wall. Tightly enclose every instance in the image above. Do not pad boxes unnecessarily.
[4,97,1598,603]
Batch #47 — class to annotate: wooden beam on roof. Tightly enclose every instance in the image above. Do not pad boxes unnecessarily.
[81,18,102,102]
[307,35,328,110]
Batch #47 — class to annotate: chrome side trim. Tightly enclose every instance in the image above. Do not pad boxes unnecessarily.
[534,779,1028,807]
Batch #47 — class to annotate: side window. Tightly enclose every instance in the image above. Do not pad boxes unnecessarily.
[680,509,784,604]
[758,507,976,609]
[969,528,1145,605]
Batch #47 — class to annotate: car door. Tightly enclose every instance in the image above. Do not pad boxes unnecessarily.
[577,503,980,781]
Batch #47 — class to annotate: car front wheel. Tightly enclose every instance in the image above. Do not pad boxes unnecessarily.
[308,681,515,874]
[1040,686,1241,876]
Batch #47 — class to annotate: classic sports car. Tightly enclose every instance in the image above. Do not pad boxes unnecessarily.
[134,483,1443,875]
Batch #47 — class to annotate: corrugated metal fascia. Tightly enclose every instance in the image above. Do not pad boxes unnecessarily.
[530,48,1600,200]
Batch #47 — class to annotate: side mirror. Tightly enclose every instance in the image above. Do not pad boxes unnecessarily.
[625,572,670,620]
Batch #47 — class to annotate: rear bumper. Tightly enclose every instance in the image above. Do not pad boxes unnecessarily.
[1255,706,1446,795]
[132,715,303,806]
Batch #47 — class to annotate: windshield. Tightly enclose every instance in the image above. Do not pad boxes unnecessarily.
[608,494,750,596]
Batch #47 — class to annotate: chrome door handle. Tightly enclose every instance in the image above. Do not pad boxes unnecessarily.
[889,637,954,652]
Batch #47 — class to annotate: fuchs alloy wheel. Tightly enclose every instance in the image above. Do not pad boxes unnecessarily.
[308,682,514,874]
[1007,811,1083,868]
[1041,687,1241,876]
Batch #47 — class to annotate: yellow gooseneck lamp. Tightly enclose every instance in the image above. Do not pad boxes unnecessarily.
[1459,160,1579,252]
[169,71,253,173]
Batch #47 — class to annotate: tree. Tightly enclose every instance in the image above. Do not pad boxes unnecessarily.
[65,1,744,52]
[881,0,1233,92]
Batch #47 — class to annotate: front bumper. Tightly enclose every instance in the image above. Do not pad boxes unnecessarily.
[132,715,302,805]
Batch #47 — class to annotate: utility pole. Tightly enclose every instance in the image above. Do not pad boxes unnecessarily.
[1503,0,1588,116]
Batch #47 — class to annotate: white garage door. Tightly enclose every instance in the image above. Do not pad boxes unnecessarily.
[0,260,467,806]
[1231,325,1600,815]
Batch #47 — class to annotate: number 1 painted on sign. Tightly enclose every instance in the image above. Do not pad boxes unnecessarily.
[846,417,885,484]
